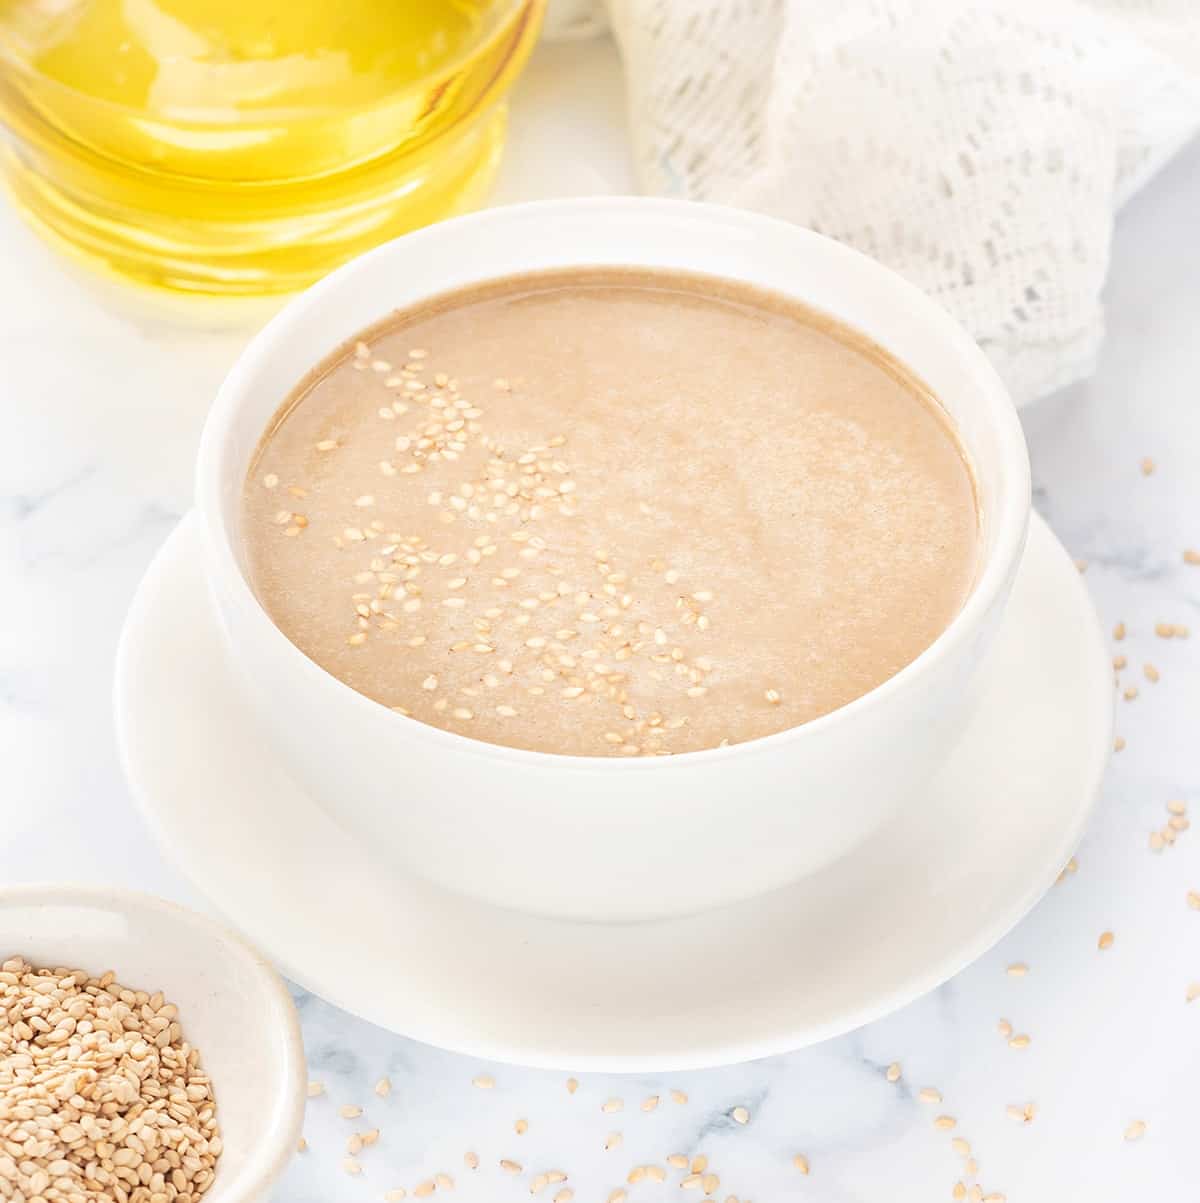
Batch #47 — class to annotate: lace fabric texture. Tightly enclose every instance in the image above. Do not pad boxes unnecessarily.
[547,0,1200,403]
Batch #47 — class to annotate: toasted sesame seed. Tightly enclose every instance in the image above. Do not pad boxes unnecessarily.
[1188,891,1200,910]
[731,1105,750,1124]
[671,1089,688,1104]
[515,1118,528,1135]
[886,1062,902,1082]
[500,1159,522,1173]
[1113,621,1127,640]
[1009,1034,1031,1049]
[1141,457,1155,475]
[298,1136,308,1151]
[308,1080,325,1097]
[667,1155,688,1169]
[601,1098,623,1113]
[604,1132,622,1151]
[997,1019,1013,1037]
[413,1181,435,1197]
[934,1115,957,1130]
[680,1176,702,1191]
[607,1191,626,1203]
[340,1104,363,1118]
[951,1137,970,1156]
[316,439,339,451]
[1007,962,1029,976]
[473,1075,495,1089]
[919,1087,942,1103]
[793,1154,810,1174]
[343,1158,362,1176]
[1125,1120,1146,1142]
[641,1095,659,1112]
[1145,663,1160,683]
[436,1174,454,1191]
[1123,686,1138,701]
[553,1191,573,1203]
[1099,931,1115,950]
[1185,549,1200,565]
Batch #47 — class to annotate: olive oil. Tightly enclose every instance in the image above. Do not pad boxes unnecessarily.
[0,0,543,294]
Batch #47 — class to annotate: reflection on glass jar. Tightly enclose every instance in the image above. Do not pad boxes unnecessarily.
[0,0,545,294]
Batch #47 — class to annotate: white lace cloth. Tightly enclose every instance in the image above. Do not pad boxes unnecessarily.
[545,0,1200,404]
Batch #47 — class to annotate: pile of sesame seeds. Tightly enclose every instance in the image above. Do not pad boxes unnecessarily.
[256,338,787,757]
[0,957,220,1203]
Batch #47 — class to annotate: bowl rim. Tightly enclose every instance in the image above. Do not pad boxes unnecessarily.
[0,882,306,1203]
[196,195,1032,772]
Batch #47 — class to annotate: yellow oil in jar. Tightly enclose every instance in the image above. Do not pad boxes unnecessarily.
[0,0,544,294]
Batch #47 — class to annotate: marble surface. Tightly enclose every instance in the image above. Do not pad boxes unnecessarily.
[3,35,1200,1203]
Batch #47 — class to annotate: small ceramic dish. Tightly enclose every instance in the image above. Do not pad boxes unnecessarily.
[0,884,305,1203]
[196,197,1032,923]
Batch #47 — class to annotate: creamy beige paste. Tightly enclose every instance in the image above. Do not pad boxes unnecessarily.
[242,268,978,756]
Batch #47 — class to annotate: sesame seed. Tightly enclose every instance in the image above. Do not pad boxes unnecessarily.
[667,1155,688,1169]
[951,1138,970,1156]
[435,1174,453,1191]
[316,439,338,451]
[343,1158,362,1176]
[1188,891,1200,910]
[601,1098,623,1113]
[298,1136,308,1152]
[1113,622,1127,640]
[500,1159,522,1173]
[1009,1034,1031,1049]
[263,473,279,488]
[566,1078,579,1093]
[886,1062,902,1082]
[731,1105,750,1124]
[1185,549,1200,565]
[765,688,781,705]
[1125,1120,1147,1142]
[919,1087,942,1103]
[473,1075,495,1089]
[515,1118,528,1135]
[1007,962,1029,976]
[604,1132,622,1151]
[934,1115,957,1130]
[671,1089,688,1104]
[1144,663,1160,683]
[1099,931,1115,950]
[340,1104,363,1118]
[375,1077,391,1097]
[641,1095,659,1112]
[1141,457,1155,475]
[308,1080,325,1097]
[997,1019,1013,1037]
[414,1181,435,1197]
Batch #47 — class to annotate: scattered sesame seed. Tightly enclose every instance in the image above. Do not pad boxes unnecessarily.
[793,1154,810,1174]
[375,1077,391,1097]
[886,1062,902,1082]
[473,1075,495,1089]
[601,1098,623,1114]
[1144,663,1160,683]
[414,1181,435,1197]
[1188,891,1200,911]
[731,1105,750,1124]
[514,1118,528,1135]
[343,1158,362,1176]
[1140,457,1155,475]
[263,473,279,489]
[308,1080,325,1097]
[1123,686,1138,701]
[1099,931,1115,950]
[667,1155,688,1169]
[297,1136,308,1152]
[1185,549,1200,565]
[1113,622,1127,640]
[670,1089,688,1104]
[1007,962,1028,976]
[1009,1034,1031,1049]
[934,1115,957,1130]
[641,1095,659,1112]
[765,688,781,705]
[339,1104,363,1119]
[604,1133,622,1151]
[500,1159,522,1174]
[1124,1120,1147,1142]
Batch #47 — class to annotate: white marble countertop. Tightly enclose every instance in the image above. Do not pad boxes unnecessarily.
[3,35,1200,1203]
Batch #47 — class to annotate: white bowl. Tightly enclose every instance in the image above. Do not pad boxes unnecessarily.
[196,197,1031,923]
[0,884,305,1203]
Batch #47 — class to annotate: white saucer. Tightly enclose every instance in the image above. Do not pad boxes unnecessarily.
[115,512,1111,1072]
